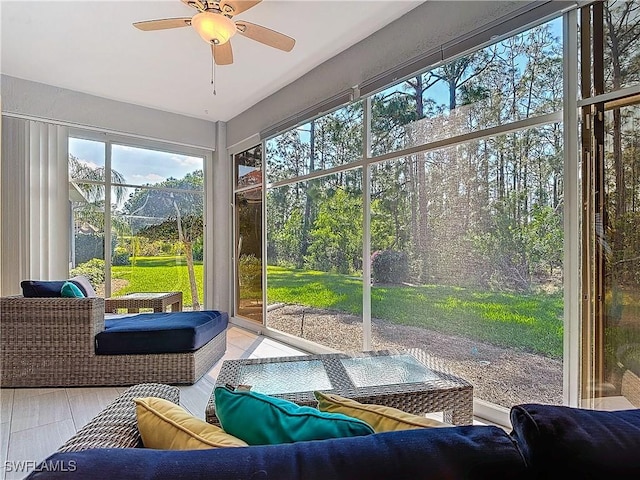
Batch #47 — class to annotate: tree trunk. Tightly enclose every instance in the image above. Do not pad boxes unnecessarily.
[184,241,200,311]
[448,78,457,110]
[605,4,626,266]
[172,198,200,311]
[613,108,624,218]
[417,153,428,282]
[498,151,505,201]
[300,121,316,267]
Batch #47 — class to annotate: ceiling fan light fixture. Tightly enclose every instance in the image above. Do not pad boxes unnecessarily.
[191,12,236,45]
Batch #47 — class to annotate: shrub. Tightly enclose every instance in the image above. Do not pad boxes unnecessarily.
[192,238,204,262]
[238,254,262,290]
[162,242,175,255]
[70,258,105,286]
[112,247,131,266]
[132,237,163,257]
[371,250,409,284]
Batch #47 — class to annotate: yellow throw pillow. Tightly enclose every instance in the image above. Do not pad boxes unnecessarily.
[314,391,449,432]
[134,397,248,450]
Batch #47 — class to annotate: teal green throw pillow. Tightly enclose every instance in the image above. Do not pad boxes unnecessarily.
[214,386,374,445]
[61,281,85,298]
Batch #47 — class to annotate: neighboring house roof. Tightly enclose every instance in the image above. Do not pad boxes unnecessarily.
[69,182,88,203]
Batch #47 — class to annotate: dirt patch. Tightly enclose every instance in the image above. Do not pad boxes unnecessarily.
[95,279,129,297]
[266,304,563,409]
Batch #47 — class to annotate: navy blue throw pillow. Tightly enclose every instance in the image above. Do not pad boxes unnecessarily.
[20,276,97,298]
[21,280,66,298]
[510,403,640,479]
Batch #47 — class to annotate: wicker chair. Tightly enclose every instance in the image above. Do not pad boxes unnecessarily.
[0,296,226,387]
[622,369,640,408]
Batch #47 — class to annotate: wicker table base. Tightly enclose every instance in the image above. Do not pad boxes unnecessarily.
[206,349,473,426]
[105,292,183,313]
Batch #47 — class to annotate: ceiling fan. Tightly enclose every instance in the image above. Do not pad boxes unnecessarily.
[133,0,295,66]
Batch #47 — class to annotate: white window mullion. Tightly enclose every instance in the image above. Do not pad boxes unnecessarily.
[563,7,581,408]
[104,142,112,297]
[363,97,373,351]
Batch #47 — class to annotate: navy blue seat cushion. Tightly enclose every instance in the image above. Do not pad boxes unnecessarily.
[95,310,228,355]
[510,403,640,479]
[26,426,528,480]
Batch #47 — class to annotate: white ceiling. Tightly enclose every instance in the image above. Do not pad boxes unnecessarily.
[1,0,423,123]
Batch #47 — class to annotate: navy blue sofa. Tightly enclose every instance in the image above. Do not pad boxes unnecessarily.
[23,381,640,480]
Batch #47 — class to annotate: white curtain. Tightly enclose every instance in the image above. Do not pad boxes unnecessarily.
[1,116,69,295]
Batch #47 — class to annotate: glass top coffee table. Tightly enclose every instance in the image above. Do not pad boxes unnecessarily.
[205,349,473,426]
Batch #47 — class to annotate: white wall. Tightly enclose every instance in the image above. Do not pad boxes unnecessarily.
[208,121,232,314]
[1,75,216,150]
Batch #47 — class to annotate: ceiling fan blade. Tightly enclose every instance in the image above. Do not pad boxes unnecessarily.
[181,0,206,12]
[133,18,192,31]
[219,0,262,17]
[212,42,234,65]
[235,21,295,52]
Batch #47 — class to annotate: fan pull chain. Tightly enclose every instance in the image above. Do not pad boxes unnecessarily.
[211,53,217,96]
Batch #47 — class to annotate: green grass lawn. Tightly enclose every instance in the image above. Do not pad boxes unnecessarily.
[110,259,563,358]
[112,256,203,307]
[266,265,564,359]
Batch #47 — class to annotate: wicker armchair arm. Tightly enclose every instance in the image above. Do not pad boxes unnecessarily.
[57,383,180,452]
[1,296,105,355]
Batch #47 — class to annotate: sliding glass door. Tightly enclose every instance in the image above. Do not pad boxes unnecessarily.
[581,0,640,409]
[233,145,264,322]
